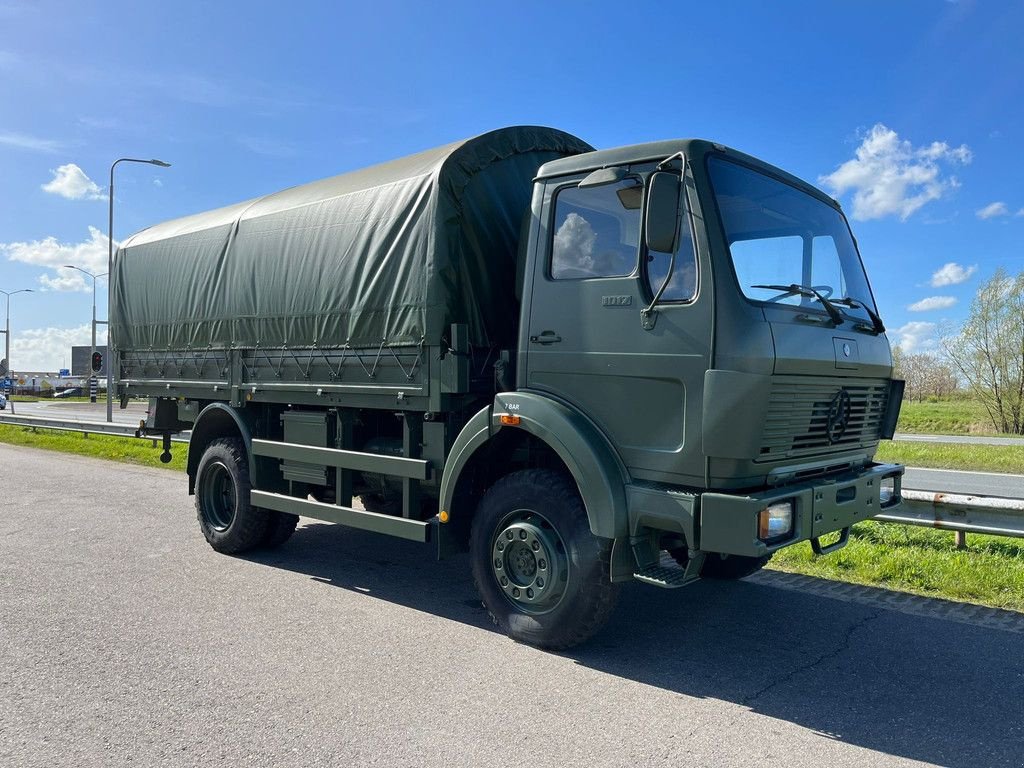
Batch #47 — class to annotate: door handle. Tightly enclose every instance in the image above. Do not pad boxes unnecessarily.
[530,332,562,345]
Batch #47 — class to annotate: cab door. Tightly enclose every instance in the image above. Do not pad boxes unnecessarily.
[520,169,712,485]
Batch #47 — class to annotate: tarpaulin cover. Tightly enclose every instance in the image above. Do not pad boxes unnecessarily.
[111,126,592,352]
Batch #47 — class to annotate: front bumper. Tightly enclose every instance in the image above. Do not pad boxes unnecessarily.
[698,462,904,557]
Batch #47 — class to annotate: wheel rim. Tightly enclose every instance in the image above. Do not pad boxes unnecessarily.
[200,461,236,532]
[491,509,569,615]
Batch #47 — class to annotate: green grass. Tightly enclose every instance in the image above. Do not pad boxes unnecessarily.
[770,520,1024,611]
[876,440,1024,473]
[0,423,187,472]
[897,397,1000,435]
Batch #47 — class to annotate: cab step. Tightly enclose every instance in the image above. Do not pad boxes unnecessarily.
[633,550,706,589]
[633,563,692,589]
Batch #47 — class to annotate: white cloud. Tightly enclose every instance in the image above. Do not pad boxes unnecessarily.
[976,201,1009,219]
[41,163,106,200]
[9,323,107,372]
[0,226,112,292]
[1017,208,1024,217]
[908,296,957,312]
[930,262,977,287]
[0,131,63,153]
[37,268,105,293]
[820,124,971,221]
[152,178,163,187]
[552,212,598,276]
[892,321,938,353]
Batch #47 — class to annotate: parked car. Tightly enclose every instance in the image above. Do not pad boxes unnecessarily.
[53,387,82,398]
[0,392,7,410]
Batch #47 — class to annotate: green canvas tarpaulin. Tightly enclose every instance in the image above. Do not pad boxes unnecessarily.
[111,126,592,353]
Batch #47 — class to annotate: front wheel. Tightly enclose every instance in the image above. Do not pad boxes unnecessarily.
[470,469,618,650]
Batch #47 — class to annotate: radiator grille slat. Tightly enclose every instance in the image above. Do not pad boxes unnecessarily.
[757,376,889,461]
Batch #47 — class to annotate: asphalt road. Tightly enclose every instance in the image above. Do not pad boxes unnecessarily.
[3,444,1023,767]
[903,466,1024,499]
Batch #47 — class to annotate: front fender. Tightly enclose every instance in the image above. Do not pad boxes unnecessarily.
[440,391,630,539]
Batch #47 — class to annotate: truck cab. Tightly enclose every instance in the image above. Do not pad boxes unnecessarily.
[497,139,902,578]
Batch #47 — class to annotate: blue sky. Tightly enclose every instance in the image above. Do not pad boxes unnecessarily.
[1,0,1022,370]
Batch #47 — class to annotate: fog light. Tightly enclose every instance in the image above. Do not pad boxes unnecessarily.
[758,500,794,542]
[880,474,899,507]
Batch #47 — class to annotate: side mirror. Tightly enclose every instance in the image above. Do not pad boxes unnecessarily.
[644,171,681,254]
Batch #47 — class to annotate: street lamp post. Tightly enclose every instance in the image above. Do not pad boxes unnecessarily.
[107,157,171,421]
[64,266,107,403]
[1,287,33,415]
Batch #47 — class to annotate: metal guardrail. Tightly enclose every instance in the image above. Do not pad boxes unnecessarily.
[0,414,189,443]
[876,489,1024,540]
[2,413,1022,541]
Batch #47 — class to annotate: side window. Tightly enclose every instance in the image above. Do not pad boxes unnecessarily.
[551,179,641,279]
[645,188,697,302]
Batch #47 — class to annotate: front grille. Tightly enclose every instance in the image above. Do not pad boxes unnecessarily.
[758,376,889,461]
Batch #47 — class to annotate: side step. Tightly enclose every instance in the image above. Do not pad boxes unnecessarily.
[633,551,706,589]
[633,563,694,589]
[251,490,431,543]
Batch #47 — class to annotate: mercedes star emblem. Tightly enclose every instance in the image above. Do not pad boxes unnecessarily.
[826,389,852,444]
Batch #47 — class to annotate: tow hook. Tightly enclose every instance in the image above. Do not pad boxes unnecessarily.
[810,526,850,555]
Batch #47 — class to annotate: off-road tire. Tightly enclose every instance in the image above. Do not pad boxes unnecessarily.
[359,493,400,516]
[195,438,270,554]
[261,512,299,548]
[700,551,774,580]
[470,469,619,650]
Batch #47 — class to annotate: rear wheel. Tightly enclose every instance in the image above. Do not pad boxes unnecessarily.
[470,469,618,650]
[195,438,269,554]
[261,512,299,548]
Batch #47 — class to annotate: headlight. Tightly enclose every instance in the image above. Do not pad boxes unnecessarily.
[880,474,900,507]
[758,500,794,543]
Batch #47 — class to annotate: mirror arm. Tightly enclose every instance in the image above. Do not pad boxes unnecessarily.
[655,151,686,172]
[641,247,676,330]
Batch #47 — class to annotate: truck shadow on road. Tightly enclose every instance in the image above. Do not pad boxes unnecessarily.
[246,523,1024,767]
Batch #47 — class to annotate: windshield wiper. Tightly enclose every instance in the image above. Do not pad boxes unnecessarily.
[833,296,885,334]
[751,283,844,326]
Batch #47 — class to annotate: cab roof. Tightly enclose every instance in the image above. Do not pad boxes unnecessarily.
[536,138,840,210]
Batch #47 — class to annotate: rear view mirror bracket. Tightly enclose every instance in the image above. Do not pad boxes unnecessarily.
[641,160,687,330]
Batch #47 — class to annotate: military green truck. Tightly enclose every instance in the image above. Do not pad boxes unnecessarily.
[112,126,904,649]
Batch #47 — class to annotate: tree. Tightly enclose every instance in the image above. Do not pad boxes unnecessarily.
[892,347,959,402]
[943,268,1024,434]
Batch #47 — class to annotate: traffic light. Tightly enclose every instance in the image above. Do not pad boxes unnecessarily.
[91,351,103,373]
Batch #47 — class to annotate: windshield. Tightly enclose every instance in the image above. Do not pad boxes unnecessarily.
[708,156,876,320]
